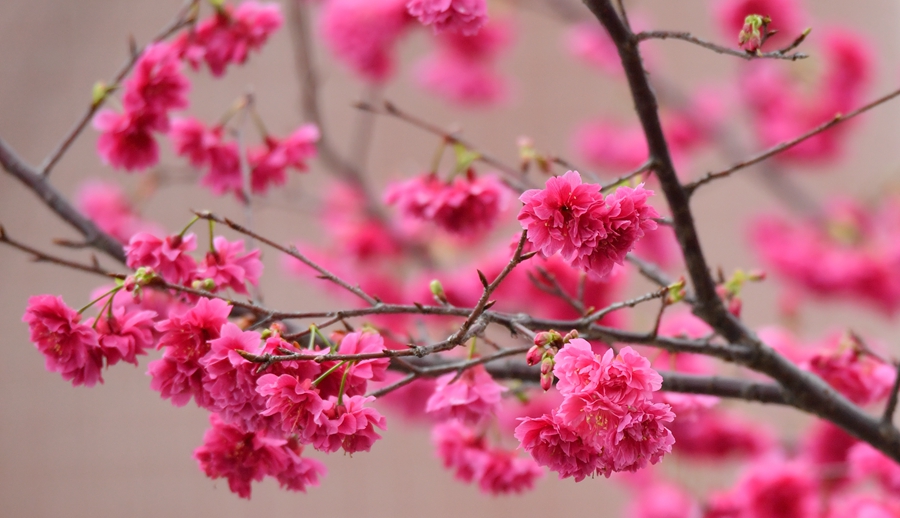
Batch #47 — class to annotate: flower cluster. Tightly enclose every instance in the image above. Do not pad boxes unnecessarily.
[94,42,189,172]
[170,117,319,198]
[174,1,283,77]
[516,340,674,479]
[385,170,508,239]
[518,170,659,278]
[75,180,162,243]
[433,419,543,495]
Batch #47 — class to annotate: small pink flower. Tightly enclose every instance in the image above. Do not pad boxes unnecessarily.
[518,170,607,261]
[425,364,506,424]
[175,2,283,77]
[319,0,411,83]
[193,414,323,499]
[122,41,189,120]
[407,0,487,35]
[595,346,663,406]
[93,109,161,172]
[803,335,895,406]
[573,184,659,279]
[602,399,675,473]
[170,117,221,167]
[197,237,263,294]
[668,409,774,460]
[514,412,602,481]
[731,459,819,518]
[385,171,508,238]
[415,51,509,107]
[257,373,326,435]
[477,450,543,495]
[307,395,387,453]
[247,125,319,194]
[75,180,162,244]
[337,331,390,385]
[552,338,603,395]
[714,0,805,51]
[149,297,232,407]
[23,295,104,387]
[433,419,489,482]
[93,305,158,366]
[125,232,198,285]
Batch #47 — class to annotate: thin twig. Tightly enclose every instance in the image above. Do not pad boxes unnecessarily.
[601,159,655,192]
[38,0,198,177]
[0,226,122,279]
[686,85,900,194]
[635,30,808,61]
[195,211,379,306]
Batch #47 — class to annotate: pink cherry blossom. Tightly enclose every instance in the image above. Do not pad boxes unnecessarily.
[435,17,512,60]
[23,294,104,387]
[407,0,487,35]
[319,0,411,83]
[477,449,543,495]
[169,117,221,167]
[668,409,774,460]
[514,412,603,481]
[175,2,283,77]
[415,51,509,107]
[122,41,189,122]
[433,419,489,482]
[125,231,198,285]
[256,373,327,436]
[306,395,387,453]
[625,481,698,518]
[730,459,819,518]
[196,237,263,294]
[385,171,508,238]
[425,364,506,424]
[602,399,675,473]
[193,413,323,499]
[336,331,390,385]
[803,334,895,406]
[595,346,663,406]
[552,338,603,395]
[93,109,161,172]
[148,297,231,407]
[75,180,162,243]
[93,305,158,366]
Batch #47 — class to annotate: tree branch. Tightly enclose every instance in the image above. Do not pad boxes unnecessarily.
[0,137,126,263]
[635,30,808,61]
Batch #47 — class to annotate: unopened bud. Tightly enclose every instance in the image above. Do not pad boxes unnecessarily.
[430,279,448,304]
[747,269,767,282]
[540,356,554,375]
[534,330,562,348]
[526,345,544,366]
[738,14,770,53]
[192,278,217,291]
[562,330,579,343]
[728,296,742,318]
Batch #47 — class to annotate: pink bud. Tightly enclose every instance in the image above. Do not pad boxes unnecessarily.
[728,297,742,318]
[540,370,553,392]
[540,356,554,375]
[562,330,579,343]
[526,345,543,366]
[534,330,562,348]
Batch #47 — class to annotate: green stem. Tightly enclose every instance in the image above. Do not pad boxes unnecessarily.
[336,362,353,406]
[429,139,448,175]
[207,218,216,253]
[310,324,335,352]
[178,215,201,238]
[311,360,347,388]
[77,285,121,315]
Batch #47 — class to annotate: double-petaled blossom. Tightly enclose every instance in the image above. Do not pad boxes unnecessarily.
[94,109,163,172]
[148,297,232,407]
[23,295,104,387]
[425,364,506,424]
[92,304,158,366]
[193,414,325,499]
[725,459,819,518]
[407,0,487,35]
[257,374,328,436]
[625,481,699,518]
[175,1,283,77]
[305,395,387,453]
[668,408,773,460]
[319,0,412,83]
[802,333,895,406]
[518,342,673,478]
[248,125,319,193]
[385,171,508,238]
[125,232,198,285]
[518,171,658,278]
[196,237,263,294]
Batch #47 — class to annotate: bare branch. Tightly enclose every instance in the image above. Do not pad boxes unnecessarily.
[635,30,808,61]
[686,85,900,194]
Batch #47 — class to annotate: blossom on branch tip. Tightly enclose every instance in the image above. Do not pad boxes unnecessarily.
[306,395,387,453]
[197,236,263,294]
[23,295,104,387]
[514,412,603,481]
[93,109,162,172]
[125,232,198,285]
[93,305,158,366]
[425,364,506,424]
[122,41,189,120]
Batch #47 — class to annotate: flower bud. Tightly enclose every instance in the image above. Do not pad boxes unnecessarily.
[534,330,562,348]
[562,330,579,343]
[540,356,554,375]
[192,278,217,291]
[738,14,770,53]
[430,279,448,304]
[526,345,543,366]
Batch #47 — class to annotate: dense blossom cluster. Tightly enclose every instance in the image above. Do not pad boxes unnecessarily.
[516,340,674,479]
[406,0,488,36]
[518,171,659,278]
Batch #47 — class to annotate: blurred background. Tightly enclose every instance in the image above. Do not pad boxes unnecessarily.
[1,0,899,516]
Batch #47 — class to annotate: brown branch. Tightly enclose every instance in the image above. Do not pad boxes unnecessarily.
[355,100,532,192]
[884,362,900,424]
[0,226,123,279]
[0,137,126,263]
[585,0,900,462]
[38,0,198,177]
[635,30,808,61]
[686,85,900,195]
